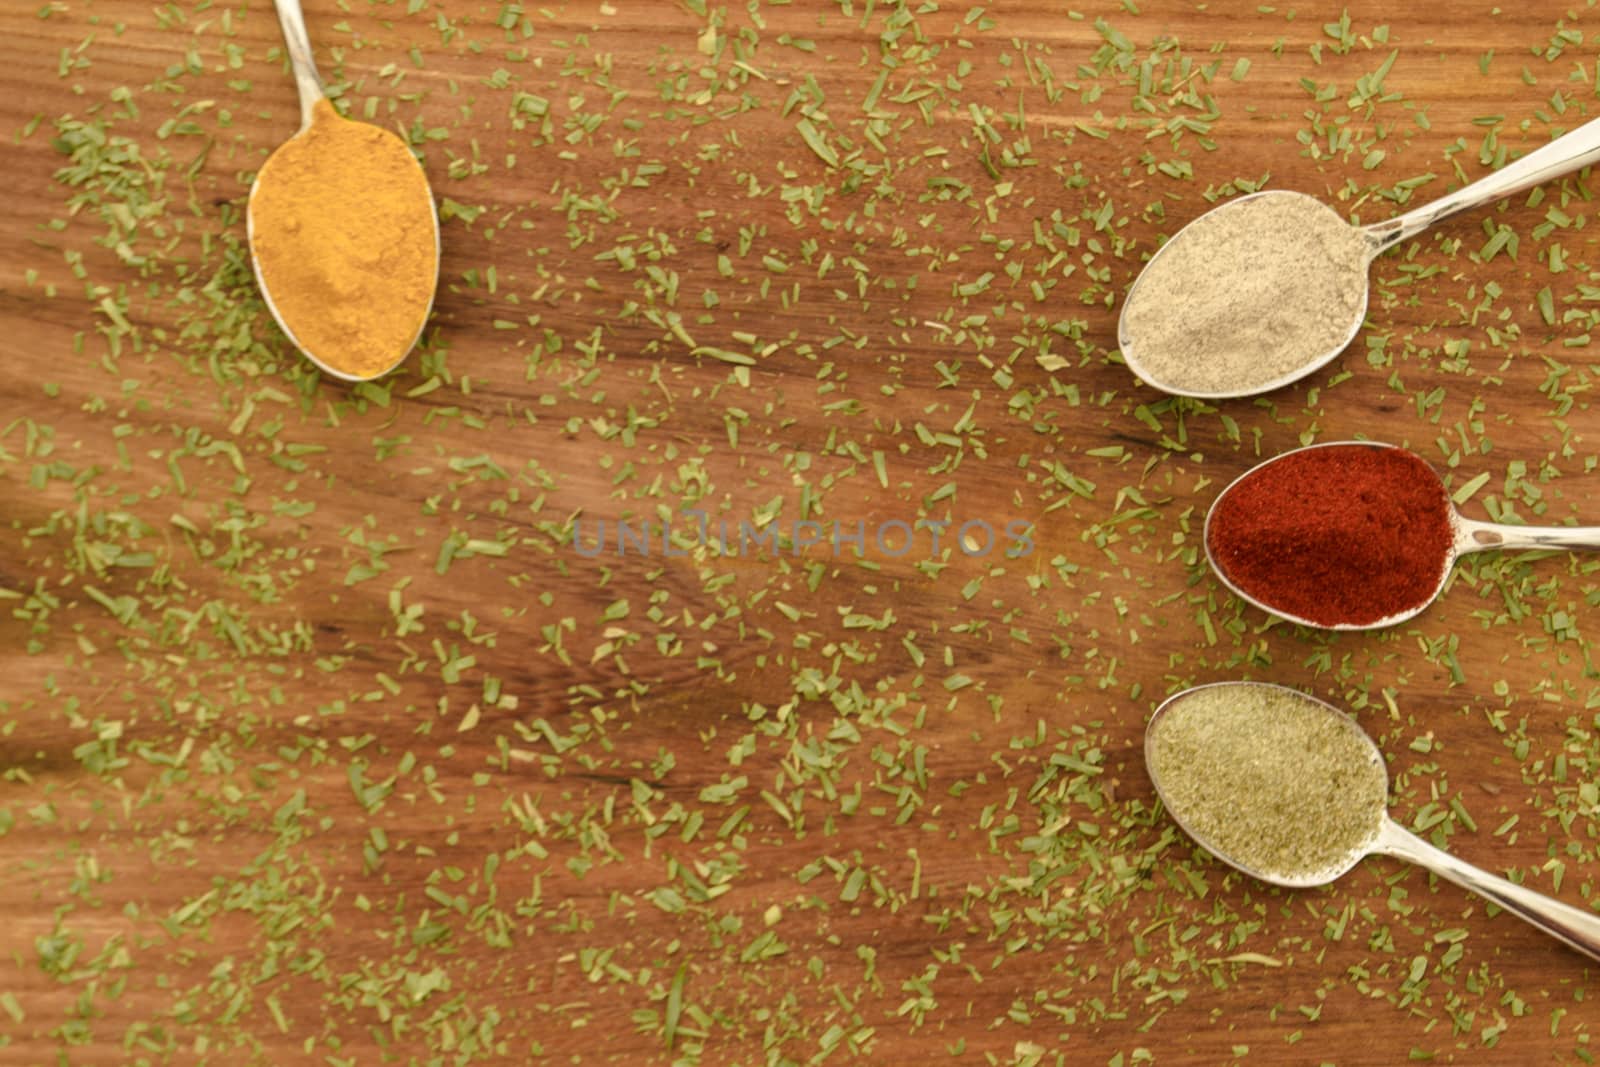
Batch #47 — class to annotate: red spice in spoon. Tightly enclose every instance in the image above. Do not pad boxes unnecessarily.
[1206,444,1456,628]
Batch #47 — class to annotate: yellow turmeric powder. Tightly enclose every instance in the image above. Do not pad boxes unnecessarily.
[248,99,438,380]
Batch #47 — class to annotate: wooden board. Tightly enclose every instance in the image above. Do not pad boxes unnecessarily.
[2,0,1598,1062]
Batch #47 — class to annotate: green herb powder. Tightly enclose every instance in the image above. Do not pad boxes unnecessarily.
[1147,685,1387,882]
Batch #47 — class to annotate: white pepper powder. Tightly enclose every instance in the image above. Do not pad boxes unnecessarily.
[1120,191,1371,396]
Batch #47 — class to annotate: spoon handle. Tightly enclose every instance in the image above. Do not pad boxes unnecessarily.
[271,0,326,130]
[1454,515,1600,555]
[1374,819,1600,963]
[1362,114,1600,253]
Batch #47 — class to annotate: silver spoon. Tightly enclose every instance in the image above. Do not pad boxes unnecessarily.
[1119,113,1600,399]
[1147,681,1600,962]
[247,0,440,382]
[1205,440,1600,630]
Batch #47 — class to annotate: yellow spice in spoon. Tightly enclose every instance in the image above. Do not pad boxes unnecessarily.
[248,99,438,380]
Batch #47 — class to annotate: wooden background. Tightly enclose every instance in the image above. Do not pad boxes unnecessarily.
[4,0,1600,1063]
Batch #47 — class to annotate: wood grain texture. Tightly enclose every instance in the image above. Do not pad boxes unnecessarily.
[3,0,1600,1063]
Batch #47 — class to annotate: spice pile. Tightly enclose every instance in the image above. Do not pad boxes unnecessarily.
[1119,191,1371,395]
[248,98,438,380]
[1147,684,1387,883]
[1206,443,1457,627]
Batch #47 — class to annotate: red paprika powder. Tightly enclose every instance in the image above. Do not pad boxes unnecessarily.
[1205,443,1456,628]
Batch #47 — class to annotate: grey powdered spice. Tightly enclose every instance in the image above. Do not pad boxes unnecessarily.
[1119,191,1371,396]
[1146,684,1387,883]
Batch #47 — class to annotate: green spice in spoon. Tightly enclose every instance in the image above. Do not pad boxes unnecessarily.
[1146,682,1600,962]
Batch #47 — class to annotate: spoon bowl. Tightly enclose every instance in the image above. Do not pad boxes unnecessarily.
[1204,440,1600,630]
[1118,190,1377,400]
[1120,112,1600,398]
[1146,680,1384,889]
[1147,681,1600,961]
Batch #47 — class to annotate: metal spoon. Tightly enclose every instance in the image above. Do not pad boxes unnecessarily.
[247,0,440,382]
[1147,681,1600,962]
[1119,113,1600,399]
[1205,439,1600,630]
